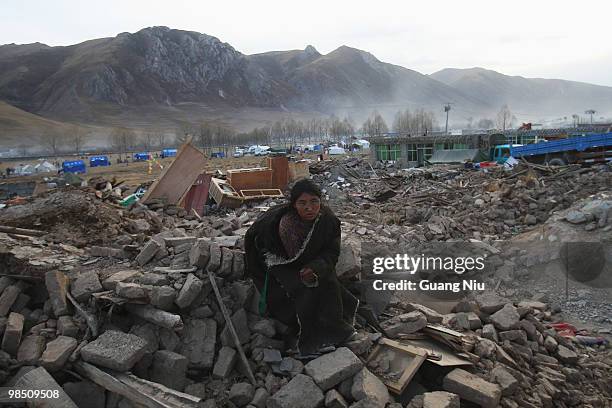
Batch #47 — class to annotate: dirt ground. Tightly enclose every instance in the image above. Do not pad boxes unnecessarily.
[0,153,309,192]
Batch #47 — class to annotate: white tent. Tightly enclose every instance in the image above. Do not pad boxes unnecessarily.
[35,161,57,173]
[355,139,370,149]
[328,145,346,155]
[15,164,34,175]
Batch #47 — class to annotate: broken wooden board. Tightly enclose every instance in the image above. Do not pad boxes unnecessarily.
[143,143,206,205]
[400,338,473,367]
[14,366,78,407]
[240,188,284,201]
[209,178,244,208]
[74,361,200,408]
[366,337,428,394]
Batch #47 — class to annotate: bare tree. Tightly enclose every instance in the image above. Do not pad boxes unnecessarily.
[69,125,87,154]
[110,127,136,159]
[496,105,513,131]
[585,109,596,124]
[477,118,495,129]
[40,128,67,157]
[362,111,389,137]
[140,131,155,151]
[155,129,166,148]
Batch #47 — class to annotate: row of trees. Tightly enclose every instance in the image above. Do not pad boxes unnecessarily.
[34,104,520,156]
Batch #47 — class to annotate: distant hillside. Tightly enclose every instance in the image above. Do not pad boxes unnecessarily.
[430,67,612,118]
[1,26,612,148]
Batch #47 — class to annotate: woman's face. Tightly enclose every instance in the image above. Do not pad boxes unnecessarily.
[294,192,321,221]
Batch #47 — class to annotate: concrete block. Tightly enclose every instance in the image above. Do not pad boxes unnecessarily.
[304,347,363,390]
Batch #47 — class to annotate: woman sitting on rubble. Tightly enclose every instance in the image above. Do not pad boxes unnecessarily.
[245,178,358,356]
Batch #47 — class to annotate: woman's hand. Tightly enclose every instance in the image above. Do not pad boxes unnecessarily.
[299,267,317,285]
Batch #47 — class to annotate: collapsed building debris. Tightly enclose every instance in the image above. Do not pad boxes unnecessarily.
[0,154,608,407]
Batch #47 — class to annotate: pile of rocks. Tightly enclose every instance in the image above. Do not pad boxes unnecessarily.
[316,160,611,242]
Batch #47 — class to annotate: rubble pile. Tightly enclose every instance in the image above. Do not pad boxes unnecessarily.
[0,157,608,407]
[0,189,134,247]
[314,159,611,242]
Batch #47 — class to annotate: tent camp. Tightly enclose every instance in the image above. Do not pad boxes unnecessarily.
[34,161,57,173]
[427,149,488,164]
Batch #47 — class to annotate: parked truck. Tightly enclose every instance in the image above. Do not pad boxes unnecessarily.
[508,133,612,165]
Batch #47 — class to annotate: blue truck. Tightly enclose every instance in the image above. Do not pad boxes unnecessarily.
[134,153,150,161]
[161,148,177,158]
[89,155,110,167]
[508,133,612,165]
[62,160,87,174]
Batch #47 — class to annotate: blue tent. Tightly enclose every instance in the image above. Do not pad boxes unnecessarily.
[161,148,177,158]
[134,153,150,161]
[211,152,225,158]
[89,155,110,167]
[313,144,323,151]
[62,160,87,174]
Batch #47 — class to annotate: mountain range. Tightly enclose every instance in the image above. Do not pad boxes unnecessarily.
[1,26,611,148]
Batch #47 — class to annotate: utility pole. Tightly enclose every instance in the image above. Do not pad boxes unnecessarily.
[444,103,452,134]
[585,109,596,124]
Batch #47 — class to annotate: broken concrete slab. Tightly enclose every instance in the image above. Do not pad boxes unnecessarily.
[491,366,519,396]
[423,391,460,408]
[115,282,149,299]
[189,239,211,268]
[71,272,104,302]
[212,346,237,379]
[381,311,427,338]
[149,350,188,391]
[178,318,217,370]
[267,374,324,408]
[175,273,203,309]
[304,347,363,390]
[489,304,520,331]
[1,312,24,355]
[325,389,349,408]
[136,239,161,266]
[40,335,78,371]
[206,243,222,272]
[475,293,509,314]
[101,270,142,291]
[81,330,148,372]
[63,381,106,408]
[0,285,21,317]
[45,271,70,317]
[403,303,444,324]
[17,334,45,364]
[556,345,578,364]
[351,367,390,406]
[150,286,177,311]
[217,247,234,277]
[443,368,501,408]
[229,382,255,407]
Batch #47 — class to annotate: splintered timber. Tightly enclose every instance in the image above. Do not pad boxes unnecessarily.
[372,279,485,292]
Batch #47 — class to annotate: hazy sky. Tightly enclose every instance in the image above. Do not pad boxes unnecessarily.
[2,0,612,86]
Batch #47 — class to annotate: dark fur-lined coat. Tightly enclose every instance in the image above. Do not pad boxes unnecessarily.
[244,203,357,354]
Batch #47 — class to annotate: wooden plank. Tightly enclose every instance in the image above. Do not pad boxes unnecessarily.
[143,143,206,205]
[0,225,46,237]
[74,361,200,408]
[181,173,211,216]
[366,338,427,394]
[227,168,273,191]
[14,366,78,408]
[268,156,289,190]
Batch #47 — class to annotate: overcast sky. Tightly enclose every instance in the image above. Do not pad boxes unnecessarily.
[2,0,611,86]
